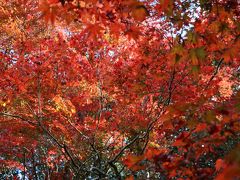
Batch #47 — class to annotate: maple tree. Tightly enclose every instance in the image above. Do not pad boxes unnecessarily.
[0,0,240,179]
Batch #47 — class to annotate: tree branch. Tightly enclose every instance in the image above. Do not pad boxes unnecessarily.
[205,58,224,89]
[0,112,36,126]
[109,135,140,164]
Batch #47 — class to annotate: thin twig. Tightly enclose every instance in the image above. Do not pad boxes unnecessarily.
[205,58,224,89]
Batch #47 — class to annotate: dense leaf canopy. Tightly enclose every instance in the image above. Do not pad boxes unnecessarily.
[0,0,239,179]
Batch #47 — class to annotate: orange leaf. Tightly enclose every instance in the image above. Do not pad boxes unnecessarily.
[194,123,207,132]
[131,6,149,21]
[126,175,134,180]
[215,159,225,171]
[216,165,240,180]
[145,147,167,160]
[172,139,186,147]
[123,154,144,169]
[48,0,59,4]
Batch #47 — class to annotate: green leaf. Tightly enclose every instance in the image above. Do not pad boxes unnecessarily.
[175,53,181,62]
[195,47,206,60]
[190,47,206,65]
[187,31,198,44]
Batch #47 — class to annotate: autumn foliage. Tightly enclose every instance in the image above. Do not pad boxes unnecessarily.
[0,0,240,179]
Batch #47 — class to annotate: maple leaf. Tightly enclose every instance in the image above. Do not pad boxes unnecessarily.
[123,154,144,170]
[126,175,134,180]
[194,123,207,132]
[215,159,225,171]
[52,95,76,115]
[190,47,206,65]
[172,139,187,147]
[216,165,240,180]
[48,0,59,4]
[145,147,167,160]
[0,0,239,179]
[39,0,58,24]
[131,5,149,22]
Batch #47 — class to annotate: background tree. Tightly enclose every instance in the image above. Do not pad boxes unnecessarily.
[0,0,239,179]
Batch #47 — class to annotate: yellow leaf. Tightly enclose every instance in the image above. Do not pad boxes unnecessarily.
[52,95,76,116]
